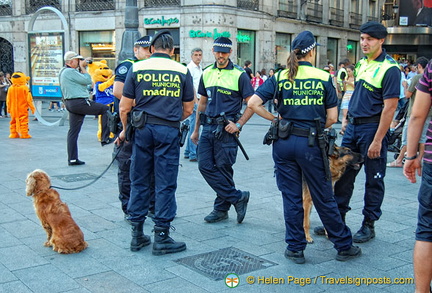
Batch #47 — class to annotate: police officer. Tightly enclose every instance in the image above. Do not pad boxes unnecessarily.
[248,31,361,264]
[190,37,255,224]
[113,36,155,221]
[315,22,400,243]
[118,30,194,254]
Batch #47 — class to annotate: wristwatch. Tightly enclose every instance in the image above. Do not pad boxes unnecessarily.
[235,122,242,131]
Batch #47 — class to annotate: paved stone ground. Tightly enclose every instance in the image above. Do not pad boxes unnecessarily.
[0,103,419,292]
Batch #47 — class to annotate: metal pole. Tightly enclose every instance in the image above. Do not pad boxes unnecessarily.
[118,0,141,61]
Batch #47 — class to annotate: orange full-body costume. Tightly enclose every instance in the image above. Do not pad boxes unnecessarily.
[6,72,35,139]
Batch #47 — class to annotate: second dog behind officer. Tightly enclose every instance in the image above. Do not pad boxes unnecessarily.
[118,30,194,254]
[191,37,255,224]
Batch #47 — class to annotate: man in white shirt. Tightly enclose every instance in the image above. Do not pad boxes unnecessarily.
[184,48,203,162]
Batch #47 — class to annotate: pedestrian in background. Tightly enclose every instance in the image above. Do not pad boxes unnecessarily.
[248,30,361,264]
[184,47,203,162]
[59,51,114,166]
[403,58,432,293]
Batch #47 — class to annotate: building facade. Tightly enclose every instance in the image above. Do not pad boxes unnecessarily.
[0,0,388,82]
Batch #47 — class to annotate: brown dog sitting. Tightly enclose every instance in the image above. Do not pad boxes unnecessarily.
[303,146,363,243]
[25,169,88,254]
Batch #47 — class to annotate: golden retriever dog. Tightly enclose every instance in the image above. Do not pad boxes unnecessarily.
[26,169,88,254]
[303,146,363,243]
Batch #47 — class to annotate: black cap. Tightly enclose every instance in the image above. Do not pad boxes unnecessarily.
[291,31,320,54]
[150,30,172,47]
[213,37,232,53]
[134,35,152,48]
[360,21,388,39]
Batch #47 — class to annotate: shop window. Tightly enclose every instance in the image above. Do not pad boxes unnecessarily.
[347,40,357,63]
[79,31,116,69]
[275,32,291,70]
[237,30,256,72]
[327,38,338,68]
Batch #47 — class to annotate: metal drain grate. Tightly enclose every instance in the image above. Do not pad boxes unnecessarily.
[175,247,277,281]
[52,173,98,182]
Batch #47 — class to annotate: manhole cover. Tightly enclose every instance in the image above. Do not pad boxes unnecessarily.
[52,173,98,182]
[175,247,277,281]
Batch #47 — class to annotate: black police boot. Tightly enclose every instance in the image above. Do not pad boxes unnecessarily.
[204,210,228,223]
[234,191,250,224]
[284,249,305,264]
[314,213,346,236]
[353,218,375,243]
[130,221,151,252]
[152,226,186,256]
[336,245,362,261]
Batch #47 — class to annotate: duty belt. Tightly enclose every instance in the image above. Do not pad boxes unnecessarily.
[348,115,381,125]
[146,115,180,128]
[201,114,237,125]
[290,127,311,137]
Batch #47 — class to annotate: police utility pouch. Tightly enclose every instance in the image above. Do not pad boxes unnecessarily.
[131,111,147,129]
[278,120,292,139]
[308,127,316,147]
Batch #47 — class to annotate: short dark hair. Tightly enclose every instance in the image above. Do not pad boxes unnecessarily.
[153,33,174,51]
[415,56,429,69]
[244,60,251,66]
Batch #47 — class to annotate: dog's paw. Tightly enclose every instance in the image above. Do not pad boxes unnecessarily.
[44,241,52,247]
[306,236,314,244]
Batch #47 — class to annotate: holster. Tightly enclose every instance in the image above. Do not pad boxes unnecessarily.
[278,120,293,139]
[213,116,225,140]
[263,118,279,145]
[107,111,120,134]
[131,110,147,129]
[125,113,134,141]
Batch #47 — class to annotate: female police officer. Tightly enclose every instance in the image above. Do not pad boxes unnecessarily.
[248,31,361,264]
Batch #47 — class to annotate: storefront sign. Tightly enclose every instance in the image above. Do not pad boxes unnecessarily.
[237,32,251,43]
[189,28,231,39]
[28,32,64,98]
[144,16,179,27]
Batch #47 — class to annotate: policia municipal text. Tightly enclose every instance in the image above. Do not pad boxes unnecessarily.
[248,31,361,264]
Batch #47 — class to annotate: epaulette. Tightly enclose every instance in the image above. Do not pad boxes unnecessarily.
[385,54,397,64]
[233,64,244,72]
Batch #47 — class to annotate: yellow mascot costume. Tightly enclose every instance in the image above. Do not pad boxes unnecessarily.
[88,60,115,141]
[6,72,35,139]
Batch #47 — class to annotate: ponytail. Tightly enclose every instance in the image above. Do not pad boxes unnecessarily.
[286,48,308,82]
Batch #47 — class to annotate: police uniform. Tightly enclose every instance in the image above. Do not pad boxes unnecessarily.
[123,42,194,228]
[333,22,400,242]
[253,31,359,262]
[114,36,155,216]
[197,37,255,223]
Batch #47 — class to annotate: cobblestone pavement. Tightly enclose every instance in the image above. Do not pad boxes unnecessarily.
[0,104,418,292]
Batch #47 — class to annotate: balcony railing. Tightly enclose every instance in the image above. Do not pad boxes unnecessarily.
[278,0,297,19]
[76,0,115,12]
[0,0,12,16]
[26,0,61,14]
[349,12,362,29]
[306,3,322,23]
[238,0,259,11]
[144,0,180,7]
[329,7,344,27]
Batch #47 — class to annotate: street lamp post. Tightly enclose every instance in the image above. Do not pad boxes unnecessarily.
[118,0,141,61]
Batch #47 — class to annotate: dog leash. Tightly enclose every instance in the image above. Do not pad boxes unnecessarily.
[50,142,123,191]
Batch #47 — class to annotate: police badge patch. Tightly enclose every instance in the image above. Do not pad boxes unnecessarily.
[118,65,128,75]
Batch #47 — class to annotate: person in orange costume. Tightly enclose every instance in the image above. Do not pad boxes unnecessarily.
[6,72,35,139]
